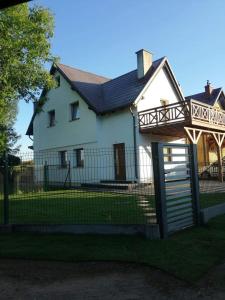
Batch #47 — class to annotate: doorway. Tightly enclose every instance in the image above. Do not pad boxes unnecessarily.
[114,143,126,181]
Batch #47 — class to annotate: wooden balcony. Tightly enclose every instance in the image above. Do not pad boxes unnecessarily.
[138,100,225,137]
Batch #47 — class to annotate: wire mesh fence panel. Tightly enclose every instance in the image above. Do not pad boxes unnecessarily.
[2,147,157,225]
[0,171,3,224]
[199,161,225,208]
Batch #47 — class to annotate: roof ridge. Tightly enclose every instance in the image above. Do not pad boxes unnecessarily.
[186,87,222,98]
[56,63,110,81]
[102,69,136,86]
[102,57,165,86]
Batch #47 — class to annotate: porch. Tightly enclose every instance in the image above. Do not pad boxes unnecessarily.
[138,99,225,181]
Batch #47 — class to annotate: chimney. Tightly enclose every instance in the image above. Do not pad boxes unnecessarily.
[136,49,153,79]
[205,80,213,98]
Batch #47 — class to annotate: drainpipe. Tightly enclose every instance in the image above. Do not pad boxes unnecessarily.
[130,107,138,180]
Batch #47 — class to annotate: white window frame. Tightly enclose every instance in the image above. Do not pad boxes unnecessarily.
[70,102,80,121]
[48,110,55,127]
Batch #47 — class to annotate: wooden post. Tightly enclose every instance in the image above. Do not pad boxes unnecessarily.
[212,133,225,182]
[152,142,168,239]
[217,145,223,182]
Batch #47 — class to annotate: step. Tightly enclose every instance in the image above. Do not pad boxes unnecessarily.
[81,182,139,191]
[100,180,137,184]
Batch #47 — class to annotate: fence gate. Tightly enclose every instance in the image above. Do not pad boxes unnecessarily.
[152,142,200,238]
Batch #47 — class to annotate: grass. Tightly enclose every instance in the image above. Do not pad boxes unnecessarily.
[0,189,224,282]
[200,192,225,208]
[0,189,224,224]
[0,189,156,224]
[0,215,225,283]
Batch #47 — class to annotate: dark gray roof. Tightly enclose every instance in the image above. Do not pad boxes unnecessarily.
[26,56,167,135]
[57,58,165,114]
[185,88,222,106]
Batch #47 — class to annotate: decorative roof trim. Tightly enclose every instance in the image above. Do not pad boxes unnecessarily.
[134,57,185,106]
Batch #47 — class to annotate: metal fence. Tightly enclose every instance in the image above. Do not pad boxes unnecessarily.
[199,160,225,209]
[0,147,156,225]
[1,146,224,234]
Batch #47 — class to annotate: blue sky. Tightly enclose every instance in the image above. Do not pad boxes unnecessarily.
[16,0,225,152]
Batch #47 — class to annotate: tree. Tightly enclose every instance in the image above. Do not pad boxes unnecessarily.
[0,3,56,152]
[0,125,20,154]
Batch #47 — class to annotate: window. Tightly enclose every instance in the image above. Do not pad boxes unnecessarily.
[55,75,60,88]
[160,99,169,123]
[74,148,84,168]
[59,151,68,168]
[160,99,169,106]
[70,102,80,121]
[48,110,55,127]
[163,147,172,162]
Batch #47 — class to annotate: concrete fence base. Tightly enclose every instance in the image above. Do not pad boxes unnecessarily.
[0,224,160,239]
[201,203,225,224]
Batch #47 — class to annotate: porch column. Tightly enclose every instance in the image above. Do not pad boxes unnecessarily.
[212,133,225,183]
[217,146,223,182]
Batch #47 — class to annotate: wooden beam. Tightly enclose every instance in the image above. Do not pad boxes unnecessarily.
[185,127,225,137]
[212,133,225,147]
[211,133,225,182]
[184,127,202,144]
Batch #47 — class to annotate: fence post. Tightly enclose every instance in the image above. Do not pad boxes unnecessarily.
[68,161,71,188]
[152,142,168,238]
[189,143,201,225]
[44,161,49,191]
[3,151,9,225]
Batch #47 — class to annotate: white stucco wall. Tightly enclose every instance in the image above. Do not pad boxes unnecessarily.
[32,64,186,185]
[136,66,185,182]
[96,108,136,181]
[137,66,181,112]
[33,71,97,152]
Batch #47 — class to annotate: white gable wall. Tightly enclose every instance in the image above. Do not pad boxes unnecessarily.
[137,66,181,112]
[33,71,98,152]
[33,72,99,184]
[136,66,185,182]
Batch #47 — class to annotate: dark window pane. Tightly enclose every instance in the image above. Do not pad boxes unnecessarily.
[48,110,55,127]
[75,148,84,167]
[59,151,67,168]
[70,102,79,120]
[55,76,60,87]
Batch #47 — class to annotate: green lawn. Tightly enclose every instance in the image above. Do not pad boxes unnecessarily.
[0,189,224,225]
[200,192,225,208]
[0,215,225,283]
[0,190,156,224]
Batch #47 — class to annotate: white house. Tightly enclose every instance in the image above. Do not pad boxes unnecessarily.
[27,49,225,185]
[26,49,187,185]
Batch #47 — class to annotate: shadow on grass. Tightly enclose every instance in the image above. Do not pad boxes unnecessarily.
[0,215,225,283]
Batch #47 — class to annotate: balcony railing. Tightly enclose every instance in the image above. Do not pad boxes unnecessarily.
[138,100,225,132]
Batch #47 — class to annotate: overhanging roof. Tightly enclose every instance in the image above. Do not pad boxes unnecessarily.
[26,56,184,135]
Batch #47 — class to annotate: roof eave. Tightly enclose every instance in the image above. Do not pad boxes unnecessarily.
[133,57,185,107]
[55,65,99,114]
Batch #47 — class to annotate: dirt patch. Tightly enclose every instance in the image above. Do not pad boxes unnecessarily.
[0,259,224,299]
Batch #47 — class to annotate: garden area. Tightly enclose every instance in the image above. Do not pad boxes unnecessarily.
[0,188,224,225]
[0,189,156,224]
[0,214,225,283]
